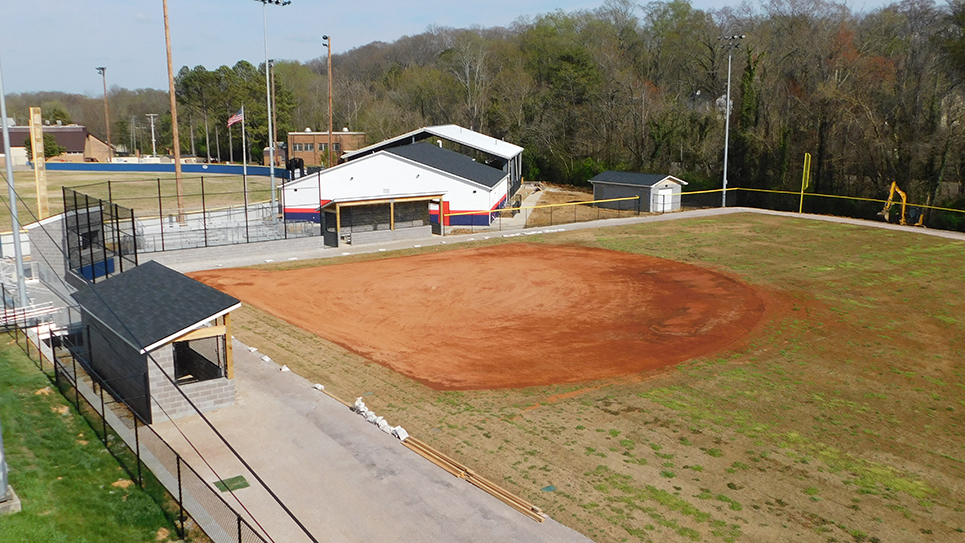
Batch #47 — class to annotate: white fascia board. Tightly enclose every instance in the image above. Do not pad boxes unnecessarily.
[589,175,688,189]
[424,125,523,159]
[140,302,242,354]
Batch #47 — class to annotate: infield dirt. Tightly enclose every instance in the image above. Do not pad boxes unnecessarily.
[189,243,767,390]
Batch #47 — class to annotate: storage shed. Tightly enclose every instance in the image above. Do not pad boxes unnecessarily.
[589,172,688,213]
[72,261,240,423]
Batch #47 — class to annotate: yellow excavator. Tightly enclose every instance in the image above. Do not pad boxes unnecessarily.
[877,181,925,227]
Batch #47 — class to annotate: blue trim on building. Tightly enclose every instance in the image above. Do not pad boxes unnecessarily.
[284,211,322,223]
[40,162,290,179]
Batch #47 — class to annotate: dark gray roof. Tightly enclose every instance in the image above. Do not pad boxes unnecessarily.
[0,125,90,153]
[386,142,506,188]
[589,171,686,187]
[72,261,240,353]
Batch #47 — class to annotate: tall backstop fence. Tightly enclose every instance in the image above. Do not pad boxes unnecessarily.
[66,176,321,254]
[1,294,271,543]
[63,188,138,284]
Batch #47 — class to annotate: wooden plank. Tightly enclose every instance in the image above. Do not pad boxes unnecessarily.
[223,314,234,380]
[171,325,226,343]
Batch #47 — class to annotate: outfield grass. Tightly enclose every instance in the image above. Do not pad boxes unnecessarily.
[0,339,179,542]
[231,213,965,543]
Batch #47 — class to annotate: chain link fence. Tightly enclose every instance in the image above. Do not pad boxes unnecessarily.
[2,297,269,543]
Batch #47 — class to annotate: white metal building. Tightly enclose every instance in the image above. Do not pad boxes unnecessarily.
[283,139,513,227]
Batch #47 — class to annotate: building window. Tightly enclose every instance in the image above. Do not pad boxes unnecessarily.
[173,336,226,384]
[319,143,327,152]
[333,143,341,152]
[293,143,303,152]
[305,143,314,151]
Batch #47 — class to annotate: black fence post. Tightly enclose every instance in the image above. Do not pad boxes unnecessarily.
[99,383,108,444]
[134,416,143,487]
[201,176,209,248]
[72,356,80,412]
[99,201,110,279]
[177,457,185,539]
[237,517,243,543]
[157,178,165,251]
[243,182,250,243]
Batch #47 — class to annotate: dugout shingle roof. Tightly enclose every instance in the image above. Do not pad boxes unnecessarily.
[72,261,240,354]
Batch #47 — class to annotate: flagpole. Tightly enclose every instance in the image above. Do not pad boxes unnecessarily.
[241,105,248,196]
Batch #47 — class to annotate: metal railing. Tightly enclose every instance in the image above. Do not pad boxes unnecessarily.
[2,296,268,543]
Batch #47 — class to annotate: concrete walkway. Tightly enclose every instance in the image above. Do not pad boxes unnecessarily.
[152,344,592,543]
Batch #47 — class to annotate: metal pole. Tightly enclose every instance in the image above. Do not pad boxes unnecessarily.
[97,67,113,162]
[0,50,28,307]
[201,176,208,247]
[177,457,185,539]
[720,34,744,208]
[134,417,143,487]
[157,178,165,251]
[323,35,334,168]
[722,50,732,208]
[146,114,158,156]
[262,2,277,219]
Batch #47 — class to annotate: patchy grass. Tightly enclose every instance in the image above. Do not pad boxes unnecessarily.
[0,340,179,542]
[231,213,965,542]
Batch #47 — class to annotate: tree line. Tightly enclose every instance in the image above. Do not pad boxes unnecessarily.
[6,0,965,225]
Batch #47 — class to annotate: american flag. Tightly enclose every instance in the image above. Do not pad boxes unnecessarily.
[227,108,244,127]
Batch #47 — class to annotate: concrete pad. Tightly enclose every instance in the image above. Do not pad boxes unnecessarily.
[152,342,592,543]
[0,486,22,516]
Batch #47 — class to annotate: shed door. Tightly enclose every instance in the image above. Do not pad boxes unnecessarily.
[655,188,673,212]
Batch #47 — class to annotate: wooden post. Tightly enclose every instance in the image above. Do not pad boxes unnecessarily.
[223,314,234,380]
[390,201,395,230]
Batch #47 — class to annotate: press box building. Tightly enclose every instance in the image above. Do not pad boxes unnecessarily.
[282,125,524,243]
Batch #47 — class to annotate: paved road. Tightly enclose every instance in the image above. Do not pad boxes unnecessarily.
[153,344,592,543]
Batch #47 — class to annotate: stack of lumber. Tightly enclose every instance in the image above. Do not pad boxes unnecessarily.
[403,436,545,522]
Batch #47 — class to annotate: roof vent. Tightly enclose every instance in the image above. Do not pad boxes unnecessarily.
[305,127,312,132]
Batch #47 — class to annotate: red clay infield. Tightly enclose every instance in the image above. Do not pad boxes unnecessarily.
[190,244,766,390]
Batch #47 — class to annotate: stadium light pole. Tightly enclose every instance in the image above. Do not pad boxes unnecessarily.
[254,0,290,219]
[0,49,28,309]
[96,67,113,162]
[322,35,333,168]
[720,34,744,208]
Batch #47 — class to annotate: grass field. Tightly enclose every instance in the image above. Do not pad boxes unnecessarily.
[225,212,963,542]
[0,340,179,542]
[0,170,272,229]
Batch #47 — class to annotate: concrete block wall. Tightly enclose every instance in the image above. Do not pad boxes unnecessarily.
[148,344,235,423]
[350,225,432,246]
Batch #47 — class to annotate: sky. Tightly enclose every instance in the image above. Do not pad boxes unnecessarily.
[1,0,897,96]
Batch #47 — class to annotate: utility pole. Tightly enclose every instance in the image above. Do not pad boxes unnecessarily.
[720,34,744,208]
[322,35,333,168]
[162,0,185,220]
[146,114,158,156]
[96,67,113,161]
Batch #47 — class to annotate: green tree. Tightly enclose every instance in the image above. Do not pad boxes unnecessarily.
[24,133,66,160]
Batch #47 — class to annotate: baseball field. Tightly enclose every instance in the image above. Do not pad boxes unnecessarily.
[192,212,965,543]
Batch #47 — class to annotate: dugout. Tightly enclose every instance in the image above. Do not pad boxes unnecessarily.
[320,193,445,248]
[71,261,240,423]
[589,172,688,213]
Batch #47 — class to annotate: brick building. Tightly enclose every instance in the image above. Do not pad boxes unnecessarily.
[287,129,366,167]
